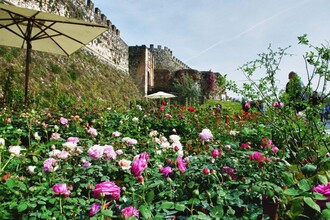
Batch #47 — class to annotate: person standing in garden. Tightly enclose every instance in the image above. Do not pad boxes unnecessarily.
[285,71,308,113]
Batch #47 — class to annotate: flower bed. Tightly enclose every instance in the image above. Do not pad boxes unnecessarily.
[0,101,329,219]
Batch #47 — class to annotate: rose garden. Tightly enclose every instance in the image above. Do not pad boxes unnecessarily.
[0,36,330,219]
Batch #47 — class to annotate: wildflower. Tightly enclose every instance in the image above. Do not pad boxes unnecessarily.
[160,166,173,177]
[118,159,132,170]
[131,158,147,177]
[160,105,165,111]
[88,203,101,217]
[199,129,213,141]
[53,183,71,197]
[121,206,139,219]
[92,181,121,199]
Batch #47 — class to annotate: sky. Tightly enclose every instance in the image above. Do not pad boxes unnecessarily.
[94,0,330,98]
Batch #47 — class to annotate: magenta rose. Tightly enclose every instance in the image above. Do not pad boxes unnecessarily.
[131,158,148,177]
[312,183,330,208]
[212,149,221,157]
[53,183,71,197]
[177,156,187,174]
[92,181,121,199]
[121,206,139,219]
[260,137,272,148]
[88,203,101,217]
[160,166,173,177]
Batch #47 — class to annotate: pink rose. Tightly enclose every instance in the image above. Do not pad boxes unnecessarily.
[160,166,173,177]
[103,145,117,160]
[88,203,101,217]
[121,206,139,219]
[131,158,147,177]
[312,183,330,208]
[199,129,213,141]
[92,181,121,199]
[59,117,68,125]
[177,156,187,174]
[43,158,58,172]
[53,183,71,197]
[67,137,79,143]
[212,149,221,157]
[271,146,279,153]
[260,137,272,148]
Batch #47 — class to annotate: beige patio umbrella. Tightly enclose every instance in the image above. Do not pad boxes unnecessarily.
[0,3,108,105]
[145,91,176,99]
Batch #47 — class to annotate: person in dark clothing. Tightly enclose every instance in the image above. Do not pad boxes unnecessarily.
[285,71,308,113]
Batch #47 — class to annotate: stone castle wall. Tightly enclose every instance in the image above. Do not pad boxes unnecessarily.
[6,0,129,72]
[149,44,190,71]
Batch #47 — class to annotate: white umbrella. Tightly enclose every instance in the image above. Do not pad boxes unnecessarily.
[0,3,108,105]
[145,91,176,99]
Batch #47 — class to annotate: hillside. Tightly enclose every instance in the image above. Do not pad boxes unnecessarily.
[0,46,142,109]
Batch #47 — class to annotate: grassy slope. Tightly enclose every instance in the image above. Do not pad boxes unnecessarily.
[0,46,142,110]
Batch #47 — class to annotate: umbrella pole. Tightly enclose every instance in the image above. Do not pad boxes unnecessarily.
[24,42,31,106]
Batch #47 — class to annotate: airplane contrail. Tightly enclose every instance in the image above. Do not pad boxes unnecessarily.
[184,0,312,62]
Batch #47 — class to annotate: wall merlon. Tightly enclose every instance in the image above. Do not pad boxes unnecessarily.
[107,20,112,28]
[95,7,101,16]
[87,0,94,10]
[101,14,107,23]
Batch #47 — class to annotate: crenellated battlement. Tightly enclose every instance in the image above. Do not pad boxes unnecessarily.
[149,44,190,70]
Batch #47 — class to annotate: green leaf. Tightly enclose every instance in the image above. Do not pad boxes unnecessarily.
[6,178,15,190]
[101,209,113,217]
[17,203,28,212]
[304,197,320,213]
[284,188,300,196]
[301,164,317,176]
[318,175,328,185]
[139,205,152,219]
[210,205,224,218]
[159,201,174,210]
[32,156,38,163]
[140,205,152,219]
[174,203,186,212]
[146,190,154,204]
[322,209,330,219]
[298,179,311,192]
[282,172,296,186]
